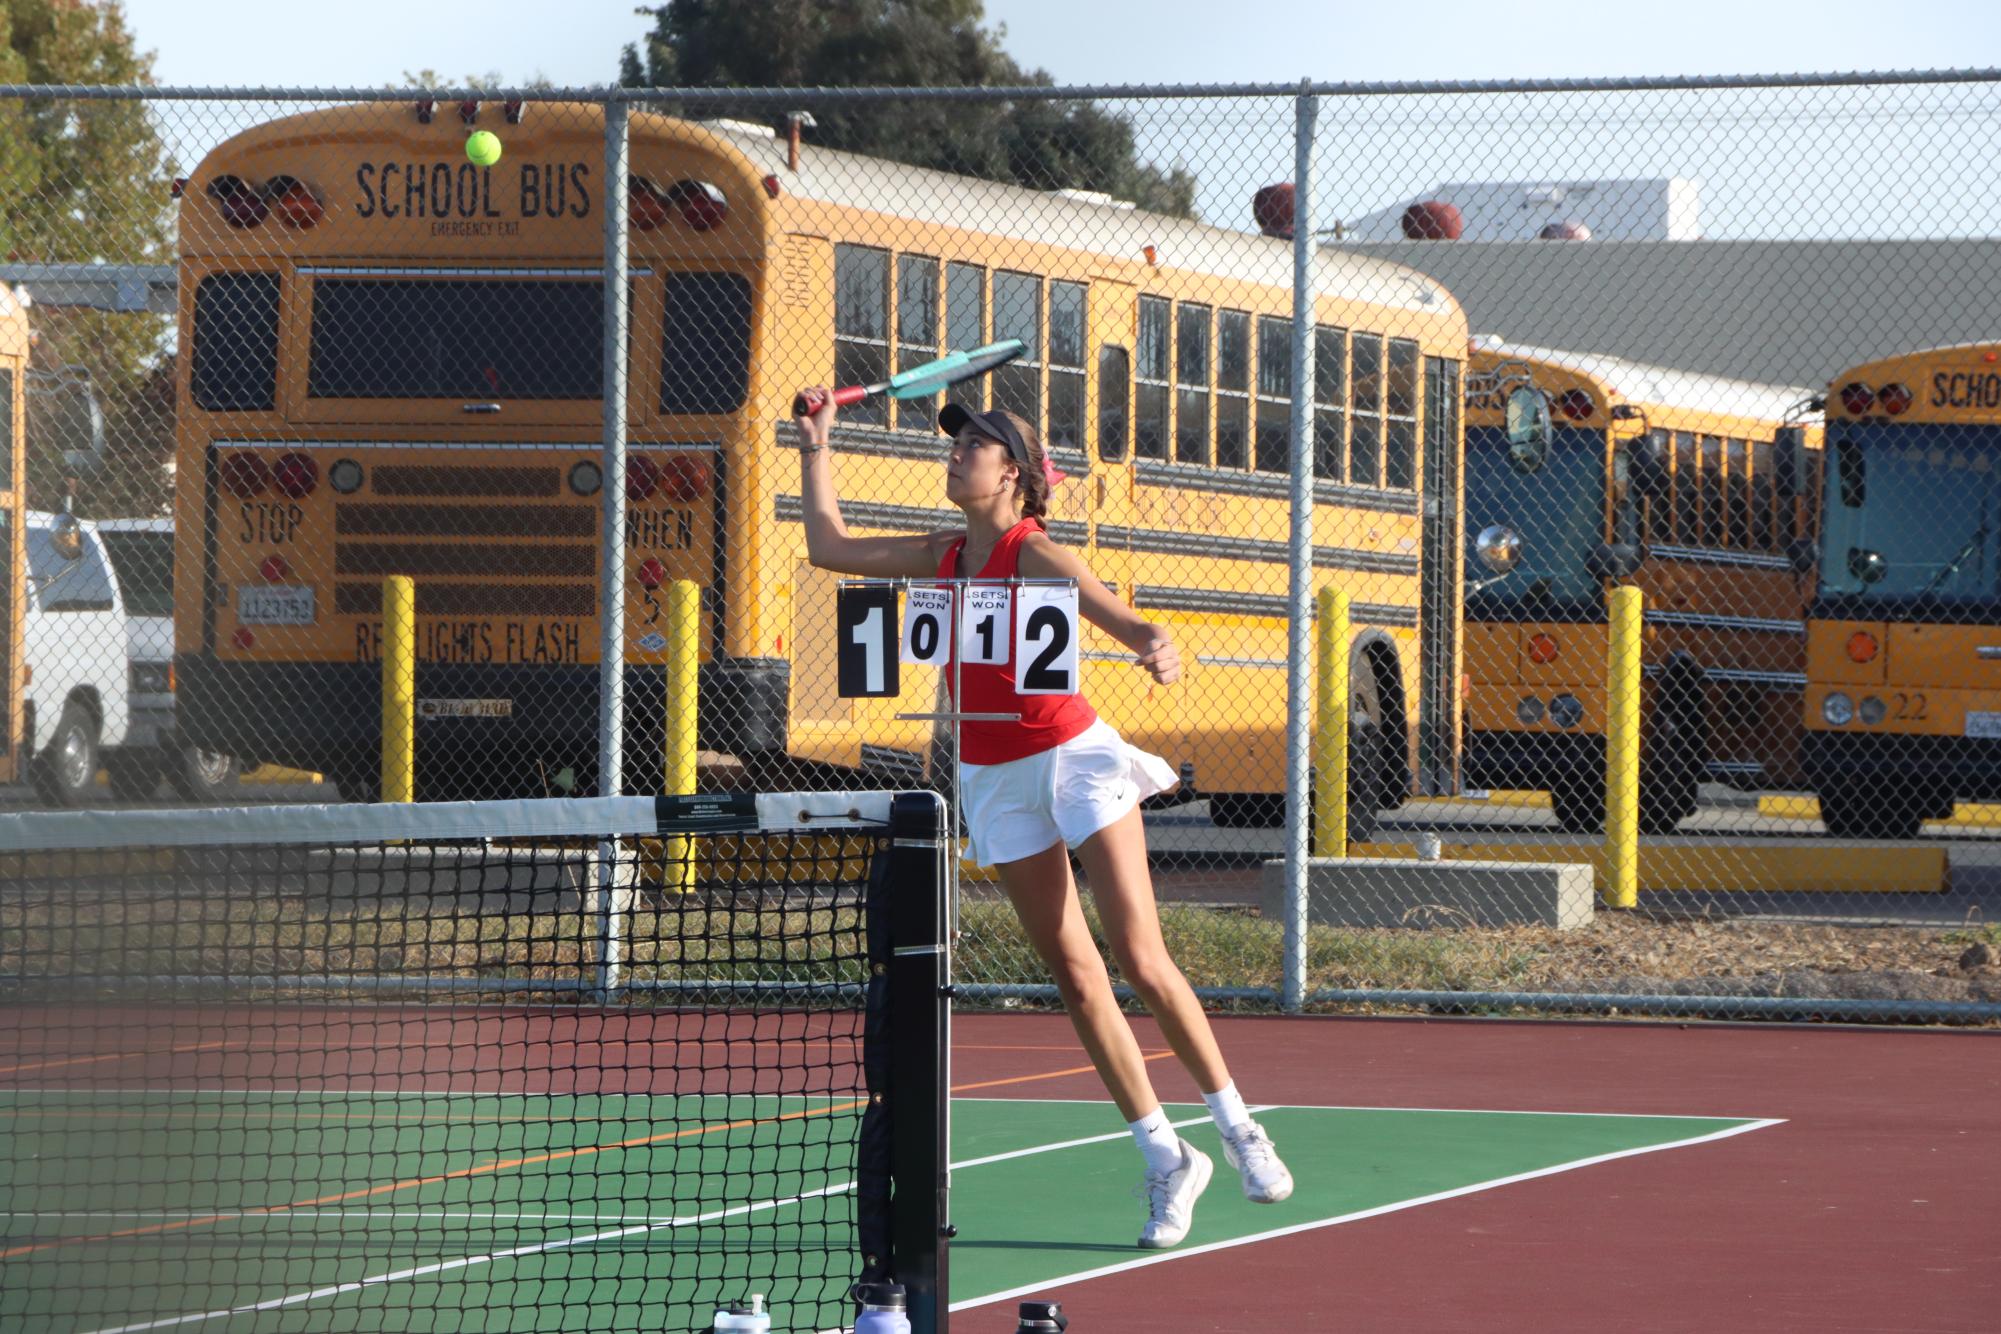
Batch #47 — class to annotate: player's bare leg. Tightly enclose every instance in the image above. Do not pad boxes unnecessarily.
[993,839,1159,1120]
[1073,804,1230,1093]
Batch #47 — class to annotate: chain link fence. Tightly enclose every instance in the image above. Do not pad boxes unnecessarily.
[3,73,1999,1023]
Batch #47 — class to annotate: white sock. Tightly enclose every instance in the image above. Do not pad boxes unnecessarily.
[1128,1108,1183,1175]
[1203,1082,1254,1135]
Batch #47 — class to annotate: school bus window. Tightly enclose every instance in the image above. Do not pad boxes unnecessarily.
[660,272,751,415]
[1216,309,1250,470]
[1254,314,1290,474]
[945,261,986,413]
[1673,431,1699,544]
[1349,332,1384,486]
[309,277,604,401]
[1750,440,1775,550]
[894,254,939,431]
[1313,324,1346,480]
[992,270,1043,431]
[1385,337,1420,489]
[834,244,889,426]
[1136,295,1170,460]
[1048,280,1086,450]
[1175,302,1211,465]
[1700,434,1726,545]
[1098,344,1131,463]
[1720,440,1752,552]
[192,271,281,412]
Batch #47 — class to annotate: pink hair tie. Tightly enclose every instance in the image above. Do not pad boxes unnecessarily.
[1041,456,1068,489]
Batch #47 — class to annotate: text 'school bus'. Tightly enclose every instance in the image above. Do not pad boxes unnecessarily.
[1463,341,1821,833]
[0,283,24,785]
[1805,343,2001,838]
[172,102,1467,814]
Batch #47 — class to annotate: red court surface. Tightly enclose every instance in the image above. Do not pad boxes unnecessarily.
[953,1013,2001,1333]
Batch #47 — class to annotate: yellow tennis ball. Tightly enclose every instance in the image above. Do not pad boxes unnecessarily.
[466,131,502,167]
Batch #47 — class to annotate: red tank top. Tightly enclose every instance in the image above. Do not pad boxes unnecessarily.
[939,518,1098,764]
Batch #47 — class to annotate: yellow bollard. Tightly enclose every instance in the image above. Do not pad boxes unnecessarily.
[380,575,415,804]
[1604,585,1643,908]
[663,579,701,891]
[1313,585,1350,858]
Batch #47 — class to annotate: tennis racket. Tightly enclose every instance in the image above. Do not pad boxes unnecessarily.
[791,338,1026,417]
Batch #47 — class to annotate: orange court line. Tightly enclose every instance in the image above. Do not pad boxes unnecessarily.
[4,1043,1171,1260]
[0,1096,866,1260]
[0,1039,234,1076]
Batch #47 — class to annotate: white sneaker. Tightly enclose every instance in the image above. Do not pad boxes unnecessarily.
[1136,1139,1213,1249]
[1221,1120,1294,1203]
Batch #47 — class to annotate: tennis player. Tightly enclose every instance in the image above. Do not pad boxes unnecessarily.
[795,390,1293,1248]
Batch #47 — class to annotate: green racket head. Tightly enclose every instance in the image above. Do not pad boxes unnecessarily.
[885,339,1025,399]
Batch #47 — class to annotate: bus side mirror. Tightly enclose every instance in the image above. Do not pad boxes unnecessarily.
[1587,542,1645,580]
[1848,547,1887,585]
[1626,431,1670,500]
[48,512,84,563]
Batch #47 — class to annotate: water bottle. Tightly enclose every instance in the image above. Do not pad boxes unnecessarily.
[1015,1300,1068,1333]
[852,1281,911,1334]
[711,1294,771,1333]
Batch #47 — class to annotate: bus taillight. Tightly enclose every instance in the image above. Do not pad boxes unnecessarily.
[1878,383,1913,416]
[666,179,728,231]
[207,174,268,228]
[629,178,674,232]
[1555,389,1594,421]
[661,455,711,502]
[636,557,667,590]
[220,453,270,498]
[626,453,663,502]
[260,554,291,582]
[1526,633,1560,664]
[1846,631,1880,663]
[264,176,324,229]
[1838,382,1874,415]
[272,452,320,498]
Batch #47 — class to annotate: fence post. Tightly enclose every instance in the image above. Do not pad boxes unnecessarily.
[594,95,633,1002]
[1282,81,1320,1013]
[380,575,414,804]
[664,579,701,892]
[1604,585,1644,909]
[1313,586,1349,858]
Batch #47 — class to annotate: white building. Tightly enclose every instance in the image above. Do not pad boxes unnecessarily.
[1342,178,1703,242]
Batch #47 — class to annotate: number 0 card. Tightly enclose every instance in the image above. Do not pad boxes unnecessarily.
[1014,585,1079,694]
[901,586,953,665]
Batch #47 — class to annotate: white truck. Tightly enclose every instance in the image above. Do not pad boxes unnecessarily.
[22,510,129,805]
[94,517,243,801]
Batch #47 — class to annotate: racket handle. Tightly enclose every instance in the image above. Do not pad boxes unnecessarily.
[791,384,869,416]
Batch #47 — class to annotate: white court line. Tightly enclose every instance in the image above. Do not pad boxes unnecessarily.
[954,1095,1783,1121]
[67,1100,1783,1332]
[74,1177,863,1334]
[949,1117,1786,1316]
[5,1210,692,1224]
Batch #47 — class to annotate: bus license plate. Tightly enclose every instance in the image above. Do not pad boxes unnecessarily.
[417,698,514,719]
[237,585,316,625]
[1965,711,2001,739]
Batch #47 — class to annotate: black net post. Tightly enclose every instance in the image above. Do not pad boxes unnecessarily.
[861,789,952,1332]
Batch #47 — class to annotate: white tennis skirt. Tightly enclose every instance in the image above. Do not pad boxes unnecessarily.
[958,719,1180,867]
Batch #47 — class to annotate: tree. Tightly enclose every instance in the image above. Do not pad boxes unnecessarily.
[0,0,177,518]
[619,1,1195,217]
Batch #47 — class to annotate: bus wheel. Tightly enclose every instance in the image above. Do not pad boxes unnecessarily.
[1210,792,1282,828]
[1549,777,1604,834]
[1818,785,1923,840]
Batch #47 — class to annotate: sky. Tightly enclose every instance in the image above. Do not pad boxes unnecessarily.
[112,0,2001,240]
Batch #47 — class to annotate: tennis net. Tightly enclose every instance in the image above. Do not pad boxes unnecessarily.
[0,790,951,1334]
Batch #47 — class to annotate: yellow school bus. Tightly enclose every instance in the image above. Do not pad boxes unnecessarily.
[0,284,24,784]
[1804,343,2001,838]
[173,102,1466,814]
[1463,342,1821,832]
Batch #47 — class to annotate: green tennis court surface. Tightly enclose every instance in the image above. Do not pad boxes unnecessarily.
[0,1090,1773,1332]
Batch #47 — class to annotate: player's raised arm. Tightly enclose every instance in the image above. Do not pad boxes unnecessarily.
[793,390,952,578]
[1017,531,1182,686]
